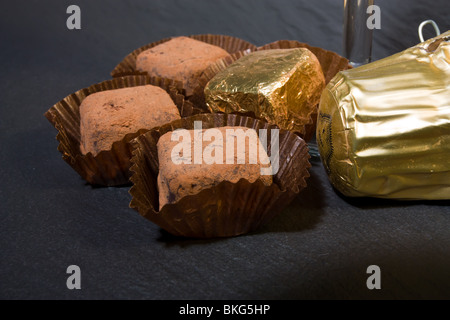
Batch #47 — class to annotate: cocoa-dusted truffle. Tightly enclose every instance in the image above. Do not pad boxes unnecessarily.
[136,37,230,96]
[80,85,180,156]
[157,126,273,209]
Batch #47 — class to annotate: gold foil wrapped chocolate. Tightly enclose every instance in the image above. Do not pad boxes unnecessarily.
[204,48,325,137]
[317,31,450,200]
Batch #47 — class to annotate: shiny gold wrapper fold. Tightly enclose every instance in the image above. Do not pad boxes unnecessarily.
[190,50,253,111]
[129,113,311,238]
[204,49,326,138]
[317,31,450,200]
[257,40,352,140]
[257,40,351,84]
[45,75,202,186]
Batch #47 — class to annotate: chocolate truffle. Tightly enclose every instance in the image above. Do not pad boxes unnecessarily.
[136,37,230,96]
[204,48,325,136]
[157,126,273,209]
[80,85,180,156]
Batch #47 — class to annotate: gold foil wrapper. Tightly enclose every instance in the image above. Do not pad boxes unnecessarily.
[204,48,326,138]
[317,31,450,200]
[191,50,253,111]
[257,40,351,84]
[257,40,352,140]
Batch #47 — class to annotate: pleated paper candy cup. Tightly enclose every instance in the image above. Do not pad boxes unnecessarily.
[45,75,202,187]
[129,113,311,238]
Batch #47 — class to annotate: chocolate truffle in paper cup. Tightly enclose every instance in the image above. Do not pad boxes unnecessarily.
[111,34,257,97]
[317,31,450,200]
[129,113,311,238]
[45,75,201,186]
[204,48,326,139]
[79,85,181,156]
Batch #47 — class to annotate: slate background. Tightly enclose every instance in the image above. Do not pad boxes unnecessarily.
[0,0,449,300]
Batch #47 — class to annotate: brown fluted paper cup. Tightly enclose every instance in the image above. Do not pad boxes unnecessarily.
[44,75,202,187]
[129,113,311,238]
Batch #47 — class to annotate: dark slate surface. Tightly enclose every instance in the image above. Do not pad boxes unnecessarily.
[0,0,449,300]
